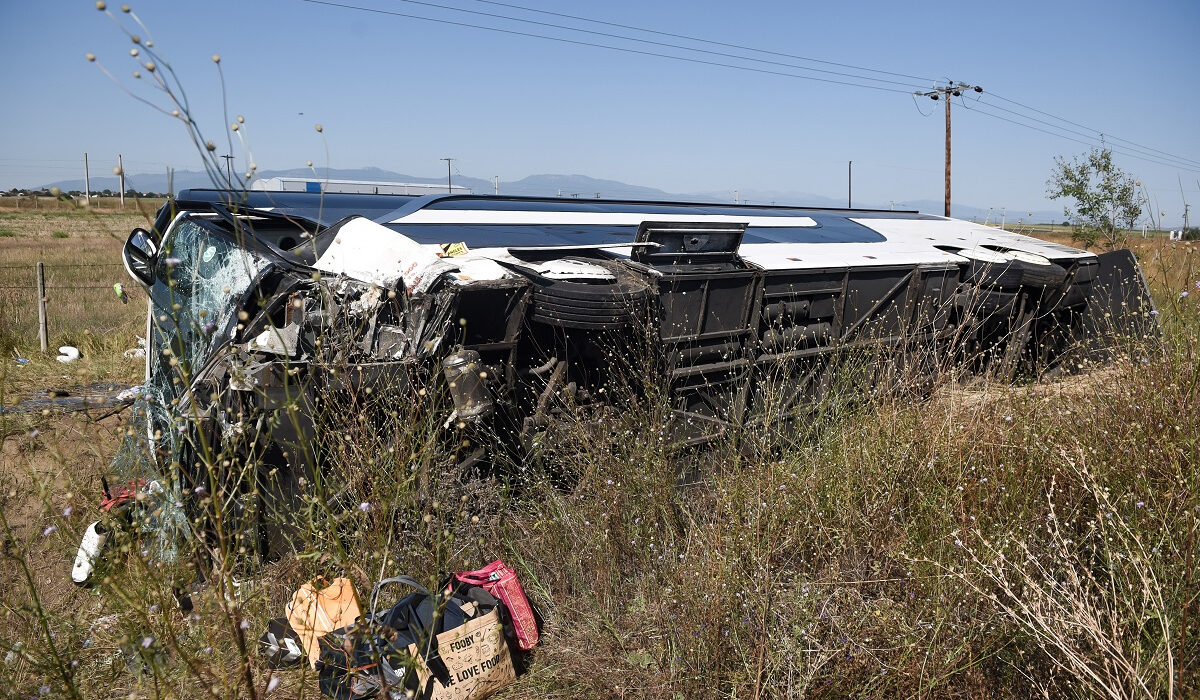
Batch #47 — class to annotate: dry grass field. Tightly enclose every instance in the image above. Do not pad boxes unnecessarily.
[1,209,1196,699]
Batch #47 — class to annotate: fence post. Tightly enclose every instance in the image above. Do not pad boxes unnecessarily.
[36,262,48,352]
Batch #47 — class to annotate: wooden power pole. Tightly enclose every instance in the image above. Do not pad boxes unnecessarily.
[917,81,983,218]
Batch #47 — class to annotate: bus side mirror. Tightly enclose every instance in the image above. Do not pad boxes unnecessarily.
[123,228,157,287]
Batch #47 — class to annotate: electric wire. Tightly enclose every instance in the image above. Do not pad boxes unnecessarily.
[460,0,1198,168]
[976,96,1200,170]
[469,0,940,84]
[379,0,929,89]
[305,0,1198,170]
[296,0,918,94]
[985,91,1200,169]
[958,99,1200,173]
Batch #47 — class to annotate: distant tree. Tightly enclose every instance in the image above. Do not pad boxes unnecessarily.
[1046,148,1143,250]
[102,188,112,196]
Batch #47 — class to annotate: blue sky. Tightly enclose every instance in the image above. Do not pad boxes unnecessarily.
[2,0,1198,224]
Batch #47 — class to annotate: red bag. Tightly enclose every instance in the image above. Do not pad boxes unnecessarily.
[452,560,539,651]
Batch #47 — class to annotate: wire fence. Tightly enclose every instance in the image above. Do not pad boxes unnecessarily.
[0,263,127,290]
[0,262,146,351]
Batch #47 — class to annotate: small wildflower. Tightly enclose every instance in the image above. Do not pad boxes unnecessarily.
[1150,309,1159,316]
[42,525,57,537]
[62,505,73,517]
[266,676,281,693]
[1136,501,1145,508]
[1003,415,1012,422]
[141,636,153,648]
[239,619,250,631]
[358,502,371,512]
[1181,291,1190,299]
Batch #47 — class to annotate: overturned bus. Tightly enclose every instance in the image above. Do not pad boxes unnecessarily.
[106,189,1154,557]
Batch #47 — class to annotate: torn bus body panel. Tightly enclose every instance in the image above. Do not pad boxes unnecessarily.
[115,190,1157,551]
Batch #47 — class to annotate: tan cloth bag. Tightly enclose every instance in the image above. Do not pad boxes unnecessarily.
[286,577,362,669]
[409,606,516,700]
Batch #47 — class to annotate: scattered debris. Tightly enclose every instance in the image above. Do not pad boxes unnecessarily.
[56,346,80,363]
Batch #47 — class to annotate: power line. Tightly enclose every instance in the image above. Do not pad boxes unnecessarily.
[457,0,1198,170]
[468,0,940,84]
[976,96,1200,170]
[958,99,1200,173]
[383,0,928,89]
[302,0,1199,171]
[296,0,916,94]
[985,91,1200,169]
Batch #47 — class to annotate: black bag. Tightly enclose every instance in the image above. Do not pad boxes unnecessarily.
[316,575,504,700]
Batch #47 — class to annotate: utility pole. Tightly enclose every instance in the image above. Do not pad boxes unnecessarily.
[916,81,983,217]
[118,154,125,209]
[441,158,455,194]
[847,160,852,209]
[734,189,739,205]
[220,154,234,187]
[1185,203,1191,234]
[493,175,499,195]
[83,153,91,207]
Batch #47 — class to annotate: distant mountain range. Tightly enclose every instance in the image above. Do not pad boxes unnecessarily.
[39,166,1065,223]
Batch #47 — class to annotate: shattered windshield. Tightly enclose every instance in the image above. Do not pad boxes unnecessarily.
[107,215,269,558]
[148,216,269,391]
[117,216,268,476]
